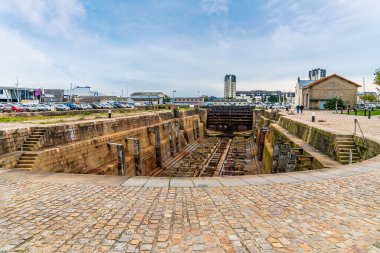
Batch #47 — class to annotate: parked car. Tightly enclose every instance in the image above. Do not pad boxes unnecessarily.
[1,103,12,112]
[20,104,38,112]
[55,104,70,111]
[9,103,24,112]
[90,103,102,109]
[64,103,82,110]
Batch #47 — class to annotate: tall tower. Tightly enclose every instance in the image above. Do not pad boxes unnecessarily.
[224,74,236,99]
[308,68,326,81]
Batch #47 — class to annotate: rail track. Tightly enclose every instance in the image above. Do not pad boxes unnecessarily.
[155,136,258,177]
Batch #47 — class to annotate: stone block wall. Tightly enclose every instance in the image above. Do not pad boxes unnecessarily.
[0,152,23,168]
[354,136,380,160]
[40,112,174,149]
[26,113,203,175]
[0,128,33,155]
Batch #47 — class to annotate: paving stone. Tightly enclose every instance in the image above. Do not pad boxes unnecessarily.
[260,174,302,184]
[192,177,223,188]
[217,177,249,186]
[169,177,194,188]
[0,167,379,252]
[144,177,170,188]
[121,177,149,187]
[239,175,272,185]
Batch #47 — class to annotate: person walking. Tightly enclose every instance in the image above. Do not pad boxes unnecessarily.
[296,105,300,114]
[300,104,304,114]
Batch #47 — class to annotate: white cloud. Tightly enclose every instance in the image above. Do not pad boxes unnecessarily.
[200,0,228,15]
[0,0,85,39]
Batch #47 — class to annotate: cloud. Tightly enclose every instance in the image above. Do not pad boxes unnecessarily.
[0,0,379,96]
[200,0,228,14]
[0,0,85,39]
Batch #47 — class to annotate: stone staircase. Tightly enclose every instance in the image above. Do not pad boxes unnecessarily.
[19,128,47,151]
[15,153,38,170]
[14,128,46,170]
[335,135,360,164]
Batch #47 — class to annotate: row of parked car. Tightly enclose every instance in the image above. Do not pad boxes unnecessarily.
[1,101,135,113]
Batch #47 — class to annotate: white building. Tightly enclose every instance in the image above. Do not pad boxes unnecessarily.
[212,99,248,106]
[224,74,236,99]
[0,86,35,102]
[295,78,314,106]
[64,86,100,98]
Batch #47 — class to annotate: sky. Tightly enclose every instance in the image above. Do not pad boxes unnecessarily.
[0,0,379,97]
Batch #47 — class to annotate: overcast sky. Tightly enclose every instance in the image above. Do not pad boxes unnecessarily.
[0,0,379,97]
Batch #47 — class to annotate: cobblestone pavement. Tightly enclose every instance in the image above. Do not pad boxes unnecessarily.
[1,170,380,252]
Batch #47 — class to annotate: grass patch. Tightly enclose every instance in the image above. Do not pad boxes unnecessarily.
[347,109,380,116]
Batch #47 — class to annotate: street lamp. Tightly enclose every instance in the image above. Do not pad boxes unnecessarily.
[172,90,176,105]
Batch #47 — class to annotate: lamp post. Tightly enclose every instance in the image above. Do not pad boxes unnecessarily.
[172,90,176,105]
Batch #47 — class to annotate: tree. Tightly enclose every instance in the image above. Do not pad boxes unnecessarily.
[360,94,377,102]
[163,95,171,103]
[374,69,380,90]
[268,95,279,103]
[325,97,345,110]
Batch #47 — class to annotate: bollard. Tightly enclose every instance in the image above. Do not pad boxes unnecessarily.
[311,112,316,122]
[364,109,367,116]
[108,109,112,118]
[368,110,371,119]
[355,108,357,115]
[341,109,343,114]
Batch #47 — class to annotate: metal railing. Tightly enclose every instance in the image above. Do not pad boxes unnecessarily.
[354,118,365,139]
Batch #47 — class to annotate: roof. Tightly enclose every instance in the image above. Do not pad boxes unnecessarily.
[298,80,314,88]
[303,74,362,89]
[130,92,165,97]
[0,86,33,90]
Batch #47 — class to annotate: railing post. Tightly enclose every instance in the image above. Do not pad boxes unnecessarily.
[349,149,352,164]
[354,119,357,135]
[108,143,126,176]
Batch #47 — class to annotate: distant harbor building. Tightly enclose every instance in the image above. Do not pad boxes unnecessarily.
[295,68,327,106]
[224,74,236,99]
[0,86,63,102]
[174,97,204,105]
[64,86,100,98]
[130,92,165,104]
[212,99,248,106]
[0,86,34,102]
[301,74,360,109]
[309,68,327,81]
[236,90,294,104]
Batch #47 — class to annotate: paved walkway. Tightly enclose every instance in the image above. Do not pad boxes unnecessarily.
[1,162,380,252]
[286,110,380,142]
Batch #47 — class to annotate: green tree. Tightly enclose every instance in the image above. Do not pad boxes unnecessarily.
[325,97,345,110]
[268,95,279,103]
[375,68,380,92]
[360,94,377,102]
[163,94,171,103]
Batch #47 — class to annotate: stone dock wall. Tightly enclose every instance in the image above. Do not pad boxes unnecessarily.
[253,109,380,173]
[1,110,203,176]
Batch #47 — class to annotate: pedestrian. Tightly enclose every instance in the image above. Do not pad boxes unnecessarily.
[296,105,300,114]
[300,104,304,113]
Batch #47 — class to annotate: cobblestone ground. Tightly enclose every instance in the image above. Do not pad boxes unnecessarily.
[0,171,379,253]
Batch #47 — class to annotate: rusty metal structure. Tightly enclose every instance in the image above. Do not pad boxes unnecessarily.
[206,106,253,132]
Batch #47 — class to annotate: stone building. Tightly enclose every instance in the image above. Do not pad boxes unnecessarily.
[302,74,361,109]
